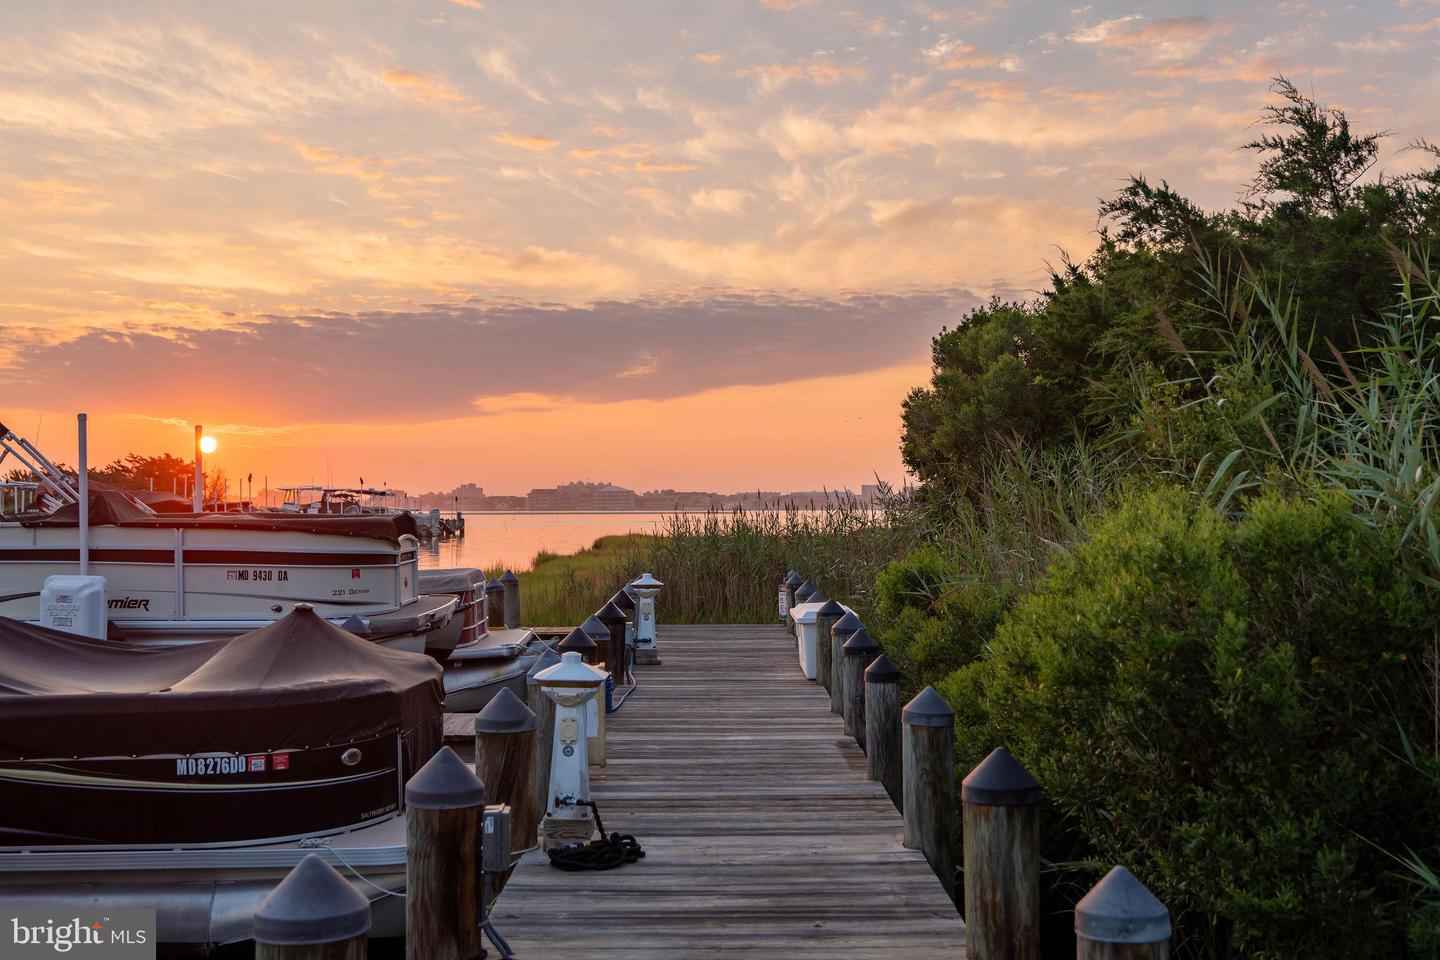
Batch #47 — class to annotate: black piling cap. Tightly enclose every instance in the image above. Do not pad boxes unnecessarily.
[843,626,880,656]
[559,626,599,657]
[865,653,901,683]
[404,745,486,810]
[595,601,627,625]
[784,570,803,588]
[1075,866,1171,944]
[962,746,1041,807]
[609,589,636,613]
[485,581,505,595]
[902,685,954,727]
[832,610,863,639]
[253,853,372,946]
[474,687,537,734]
[579,615,610,642]
[795,580,816,601]
[526,646,562,685]
[500,570,520,585]
[816,598,845,619]
[807,589,828,604]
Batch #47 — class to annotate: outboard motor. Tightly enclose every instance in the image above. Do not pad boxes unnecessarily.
[41,575,108,640]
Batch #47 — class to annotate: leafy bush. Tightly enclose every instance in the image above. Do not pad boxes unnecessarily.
[942,487,1439,957]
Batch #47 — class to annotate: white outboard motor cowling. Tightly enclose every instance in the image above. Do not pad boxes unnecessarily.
[41,575,108,639]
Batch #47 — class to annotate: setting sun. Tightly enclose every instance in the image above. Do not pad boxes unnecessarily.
[198,435,217,455]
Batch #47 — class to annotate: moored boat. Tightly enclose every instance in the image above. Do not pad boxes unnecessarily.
[0,606,441,950]
[0,490,453,654]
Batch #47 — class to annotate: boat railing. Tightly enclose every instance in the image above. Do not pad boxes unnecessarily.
[0,422,79,508]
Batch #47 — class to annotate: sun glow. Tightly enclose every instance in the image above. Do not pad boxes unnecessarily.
[199,435,218,454]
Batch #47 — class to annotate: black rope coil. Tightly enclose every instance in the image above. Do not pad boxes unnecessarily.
[546,800,645,872]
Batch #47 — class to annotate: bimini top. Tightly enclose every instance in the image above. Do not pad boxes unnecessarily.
[23,490,418,542]
[0,606,444,761]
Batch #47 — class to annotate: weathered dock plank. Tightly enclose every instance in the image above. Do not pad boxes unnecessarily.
[490,624,964,958]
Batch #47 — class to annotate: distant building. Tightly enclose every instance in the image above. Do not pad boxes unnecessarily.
[527,481,637,511]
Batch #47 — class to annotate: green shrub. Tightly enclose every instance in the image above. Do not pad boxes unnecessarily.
[943,487,1439,958]
[874,545,1008,686]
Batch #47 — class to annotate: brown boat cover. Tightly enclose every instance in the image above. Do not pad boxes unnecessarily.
[0,606,443,763]
[25,490,419,541]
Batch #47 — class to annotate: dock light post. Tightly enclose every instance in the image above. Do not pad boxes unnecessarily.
[559,627,604,765]
[630,572,663,665]
[534,651,608,847]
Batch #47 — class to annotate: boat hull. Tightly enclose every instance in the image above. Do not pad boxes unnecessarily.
[0,815,409,953]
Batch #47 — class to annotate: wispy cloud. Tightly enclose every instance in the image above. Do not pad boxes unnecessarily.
[380,67,469,105]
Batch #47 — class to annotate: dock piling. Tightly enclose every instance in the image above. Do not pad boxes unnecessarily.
[253,854,370,960]
[814,600,845,713]
[813,599,840,698]
[962,746,1042,960]
[474,688,539,860]
[404,746,486,960]
[1075,866,1172,960]
[526,648,561,826]
[485,581,505,630]
[841,626,879,747]
[902,686,958,903]
[864,654,903,808]
[500,570,520,629]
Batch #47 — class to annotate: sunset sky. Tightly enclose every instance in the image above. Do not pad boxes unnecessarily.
[2,1,1436,495]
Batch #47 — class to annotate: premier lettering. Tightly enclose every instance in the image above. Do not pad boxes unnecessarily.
[106,597,150,611]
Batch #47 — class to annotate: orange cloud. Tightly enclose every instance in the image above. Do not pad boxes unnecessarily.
[693,52,726,63]
[494,132,560,150]
[738,59,868,89]
[380,67,468,104]
[635,160,698,173]
[293,143,386,181]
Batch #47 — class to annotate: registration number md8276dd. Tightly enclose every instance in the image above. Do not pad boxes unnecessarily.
[175,756,247,776]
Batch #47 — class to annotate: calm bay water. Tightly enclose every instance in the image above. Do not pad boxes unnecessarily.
[416,512,674,572]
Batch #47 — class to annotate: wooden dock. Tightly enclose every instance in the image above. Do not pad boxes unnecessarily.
[490,623,965,958]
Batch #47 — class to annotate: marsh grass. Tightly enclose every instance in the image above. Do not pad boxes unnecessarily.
[496,500,920,628]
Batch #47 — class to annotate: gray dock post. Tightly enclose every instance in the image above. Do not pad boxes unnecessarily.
[794,579,816,604]
[903,686,958,903]
[253,854,370,960]
[500,570,520,628]
[1075,866,1171,959]
[864,654,903,808]
[405,746,486,960]
[962,746,1041,959]
[475,688,539,861]
[595,600,629,684]
[526,648,561,823]
[782,569,802,623]
[841,626,879,746]
[814,599,844,705]
[485,581,505,630]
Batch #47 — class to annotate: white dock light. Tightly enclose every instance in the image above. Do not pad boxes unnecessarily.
[629,572,663,665]
[534,651,608,846]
